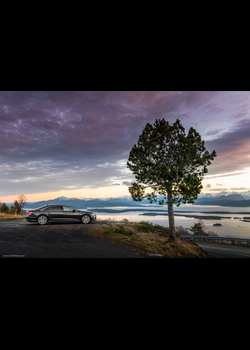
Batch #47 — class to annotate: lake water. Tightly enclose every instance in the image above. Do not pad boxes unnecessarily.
[86,205,250,239]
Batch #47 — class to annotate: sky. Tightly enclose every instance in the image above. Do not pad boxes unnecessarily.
[0,91,250,203]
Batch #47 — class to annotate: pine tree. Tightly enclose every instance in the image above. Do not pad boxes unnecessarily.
[10,205,15,214]
[189,220,207,235]
[127,119,217,241]
[1,203,9,214]
[14,200,21,215]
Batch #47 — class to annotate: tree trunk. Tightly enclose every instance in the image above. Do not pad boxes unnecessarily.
[167,192,176,242]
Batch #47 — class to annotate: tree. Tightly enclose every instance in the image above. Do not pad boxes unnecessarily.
[14,200,21,215]
[189,220,207,235]
[1,203,9,214]
[10,205,15,214]
[127,119,217,242]
[17,194,27,215]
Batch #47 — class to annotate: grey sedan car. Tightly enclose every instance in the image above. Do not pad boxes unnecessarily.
[25,205,97,225]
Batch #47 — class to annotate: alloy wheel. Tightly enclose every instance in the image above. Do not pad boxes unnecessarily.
[82,215,90,224]
[38,215,48,225]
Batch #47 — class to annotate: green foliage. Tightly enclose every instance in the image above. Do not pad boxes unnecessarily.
[137,221,156,232]
[136,221,162,233]
[1,203,9,214]
[14,200,22,215]
[127,119,217,207]
[189,222,207,235]
[10,205,15,214]
[135,221,169,236]
[112,225,134,236]
[120,218,130,225]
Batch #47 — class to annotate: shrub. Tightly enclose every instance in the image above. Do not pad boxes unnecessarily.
[137,221,156,233]
[189,220,208,235]
[112,225,134,236]
[120,218,130,225]
[176,226,191,236]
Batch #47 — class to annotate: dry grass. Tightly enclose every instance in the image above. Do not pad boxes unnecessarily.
[87,220,212,258]
[0,213,25,220]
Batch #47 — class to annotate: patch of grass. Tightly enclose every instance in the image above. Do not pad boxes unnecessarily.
[88,220,212,258]
[111,224,134,236]
[0,213,25,220]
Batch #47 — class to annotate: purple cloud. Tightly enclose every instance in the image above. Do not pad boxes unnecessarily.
[0,91,250,197]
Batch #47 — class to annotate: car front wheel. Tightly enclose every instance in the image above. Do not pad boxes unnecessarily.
[81,215,91,224]
[37,215,48,225]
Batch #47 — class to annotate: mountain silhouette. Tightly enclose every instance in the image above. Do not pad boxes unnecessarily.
[193,193,250,207]
[6,192,250,209]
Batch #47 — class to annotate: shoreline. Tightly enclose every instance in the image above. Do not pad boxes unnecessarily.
[86,208,250,215]
[82,208,250,221]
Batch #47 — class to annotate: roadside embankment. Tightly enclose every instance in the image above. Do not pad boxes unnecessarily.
[0,214,25,220]
[88,220,212,258]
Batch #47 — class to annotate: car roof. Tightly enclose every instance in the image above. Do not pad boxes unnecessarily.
[47,204,73,206]
[45,204,76,208]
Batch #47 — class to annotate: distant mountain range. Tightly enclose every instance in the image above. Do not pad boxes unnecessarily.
[199,191,250,200]
[193,193,250,207]
[4,191,250,209]
[23,196,149,209]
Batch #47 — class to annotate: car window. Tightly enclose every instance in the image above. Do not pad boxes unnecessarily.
[51,206,63,211]
[63,206,74,211]
[36,206,48,210]
[41,206,50,211]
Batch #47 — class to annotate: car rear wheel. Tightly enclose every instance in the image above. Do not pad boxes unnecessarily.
[81,215,91,224]
[37,215,48,225]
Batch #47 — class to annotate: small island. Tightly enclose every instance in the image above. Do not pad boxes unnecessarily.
[213,223,223,227]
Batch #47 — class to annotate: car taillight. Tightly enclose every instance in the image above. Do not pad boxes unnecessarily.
[27,211,33,215]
